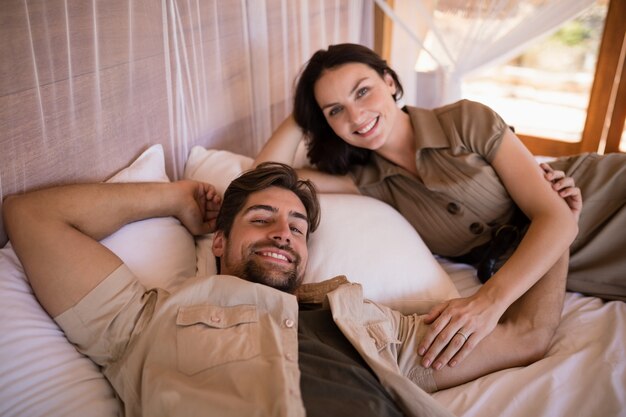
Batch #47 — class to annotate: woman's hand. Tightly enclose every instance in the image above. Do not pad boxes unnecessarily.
[540,163,582,222]
[174,180,222,235]
[418,291,505,370]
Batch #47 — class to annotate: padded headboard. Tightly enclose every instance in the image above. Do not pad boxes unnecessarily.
[0,0,373,245]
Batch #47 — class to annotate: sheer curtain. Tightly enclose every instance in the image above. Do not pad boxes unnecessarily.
[0,0,372,244]
[375,0,594,108]
[158,0,374,173]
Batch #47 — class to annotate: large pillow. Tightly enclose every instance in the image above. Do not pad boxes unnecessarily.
[0,244,119,417]
[0,144,196,417]
[184,146,459,313]
[101,145,196,290]
[184,146,256,196]
[305,194,459,312]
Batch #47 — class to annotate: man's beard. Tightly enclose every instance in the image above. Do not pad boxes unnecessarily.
[228,241,303,294]
[241,258,302,293]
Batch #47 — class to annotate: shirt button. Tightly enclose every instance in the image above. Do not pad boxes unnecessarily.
[210,316,221,323]
[285,353,296,362]
[470,222,484,235]
[447,202,461,215]
[284,319,295,328]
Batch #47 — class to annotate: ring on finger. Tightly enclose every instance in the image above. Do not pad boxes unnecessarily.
[456,331,468,342]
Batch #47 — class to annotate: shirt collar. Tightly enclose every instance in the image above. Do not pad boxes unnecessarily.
[371,106,450,175]
[406,106,450,150]
[296,275,349,304]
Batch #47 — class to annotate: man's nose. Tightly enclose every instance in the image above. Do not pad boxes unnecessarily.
[269,219,291,243]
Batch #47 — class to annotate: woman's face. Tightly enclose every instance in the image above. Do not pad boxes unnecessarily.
[313,62,399,151]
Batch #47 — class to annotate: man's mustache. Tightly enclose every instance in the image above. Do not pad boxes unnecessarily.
[250,240,301,264]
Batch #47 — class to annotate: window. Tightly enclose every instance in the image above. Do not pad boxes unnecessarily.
[461,0,625,156]
[375,0,625,156]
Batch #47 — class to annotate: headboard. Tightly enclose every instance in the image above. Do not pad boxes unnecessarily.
[0,0,373,245]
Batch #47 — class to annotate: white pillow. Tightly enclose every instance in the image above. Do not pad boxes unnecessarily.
[305,194,459,312]
[184,146,256,195]
[0,243,120,417]
[184,146,459,313]
[0,144,198,417]
[102,144,196,290]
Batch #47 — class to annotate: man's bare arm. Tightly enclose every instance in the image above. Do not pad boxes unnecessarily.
[3,181,220,317]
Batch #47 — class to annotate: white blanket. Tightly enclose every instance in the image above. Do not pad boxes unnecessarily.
[1,146,624,417]
[434,260,626,417]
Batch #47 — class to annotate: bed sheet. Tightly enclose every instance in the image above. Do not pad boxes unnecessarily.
[433,258,626,417]
[1,145,624,417]
[1,250,624,416]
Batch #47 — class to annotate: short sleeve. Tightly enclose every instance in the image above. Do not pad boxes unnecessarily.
[435,100,509,163]
[54,264,156,366]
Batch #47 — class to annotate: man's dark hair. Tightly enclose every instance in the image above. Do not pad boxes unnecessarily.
[293,43,404,175]
[215,162,321,239]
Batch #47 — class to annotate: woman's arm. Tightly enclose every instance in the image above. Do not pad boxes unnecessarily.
[418,129,578,370]
[484,130,578,305]
[254,114,305,168]
[254,114,360,194]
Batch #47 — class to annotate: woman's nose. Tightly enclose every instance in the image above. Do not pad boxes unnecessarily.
[346,104,363,124]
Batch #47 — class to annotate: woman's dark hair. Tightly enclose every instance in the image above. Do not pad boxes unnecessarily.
[215,162,321,240]
[293,43,404,175]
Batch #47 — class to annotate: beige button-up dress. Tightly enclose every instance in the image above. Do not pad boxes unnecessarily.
[350,100,625,300]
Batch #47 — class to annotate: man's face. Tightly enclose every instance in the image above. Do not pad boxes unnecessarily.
[212,186,310,293]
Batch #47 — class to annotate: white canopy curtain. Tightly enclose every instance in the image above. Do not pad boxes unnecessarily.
[374,0,595,108]
[159,0,374,174]
[0,0,372,192]
[0,0,372,244]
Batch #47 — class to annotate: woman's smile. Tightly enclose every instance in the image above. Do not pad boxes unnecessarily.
[354,116,379,136]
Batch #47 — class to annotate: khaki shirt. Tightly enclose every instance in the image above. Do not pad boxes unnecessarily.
[351,99,514,257]
[55,265,453,417]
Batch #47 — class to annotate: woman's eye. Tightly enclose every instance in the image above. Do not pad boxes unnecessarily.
[356,87,369,98]
[328,106,342,117]
[252,219,268,224]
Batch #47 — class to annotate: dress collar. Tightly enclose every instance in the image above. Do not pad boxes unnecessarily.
[370,106,450,177]
[406,106,449,150]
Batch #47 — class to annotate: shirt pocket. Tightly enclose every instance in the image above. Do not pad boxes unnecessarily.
[366,321,400,352]
[176,304,260,375]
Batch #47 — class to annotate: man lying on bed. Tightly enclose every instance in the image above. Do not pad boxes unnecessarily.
[3,162,578,417]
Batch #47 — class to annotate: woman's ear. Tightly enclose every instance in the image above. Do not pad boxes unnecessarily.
[383,71,397,97]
